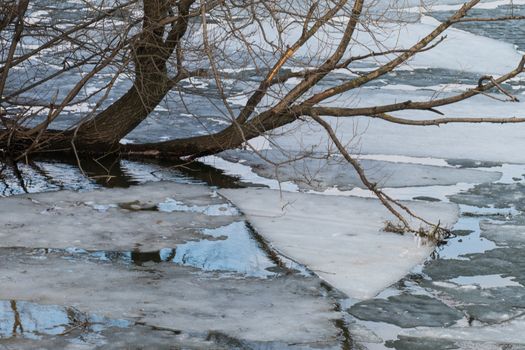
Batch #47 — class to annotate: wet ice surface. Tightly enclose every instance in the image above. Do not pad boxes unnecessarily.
[17,221,278,278]
[1,169,523,348]
[219,149,501,191]
[342,162,525,349]
[0,177,297,277]
[0,182,247,252]
[349,294,464,328]
[197,148,525,349]
[4,157,524,349]
[0,162,346,349]
[0,248,341,349]
[4,1,525,348]
[0,300,130,340]
[206,153,525,348]
[171,221,277,277]
[0,152,497,350]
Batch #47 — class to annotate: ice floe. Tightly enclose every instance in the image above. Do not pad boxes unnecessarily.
[0,249,340,345]
[220,188,459,299]
[0,182,239,251]
[219,149,501,191]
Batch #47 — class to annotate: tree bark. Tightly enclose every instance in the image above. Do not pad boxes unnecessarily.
[68,0,192,150]
[121,110,299,158]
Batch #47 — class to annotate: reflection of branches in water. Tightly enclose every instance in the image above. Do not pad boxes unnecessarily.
[0,162,10,196]
[144,156,248,188]
[30,155,136,189]
[10,300,23,335]
[87,154,131,187]
[0,152,250,196]
[28,159,62,189]
[63,307,90,336]
[1,157,61,195]
[6,157,27,193]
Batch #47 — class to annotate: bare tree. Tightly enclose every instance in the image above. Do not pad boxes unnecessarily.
[1,0,525,234]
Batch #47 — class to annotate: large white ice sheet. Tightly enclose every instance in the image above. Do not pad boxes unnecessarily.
[220,188,459,300]
[271,96,525,164]
[0,182,239,251]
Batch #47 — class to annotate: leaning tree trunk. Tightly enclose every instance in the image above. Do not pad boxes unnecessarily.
[67,0,190,151]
